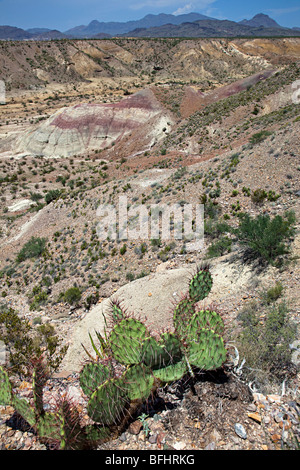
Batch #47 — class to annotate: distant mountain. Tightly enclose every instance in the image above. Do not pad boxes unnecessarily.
[239,13,283,28]
[33,30,67,40]
[0,12,299,41]
[0,26,68,40]
[26,28,52,34]
[0,25,33,40]
[64,12,212,37]
[121,18,300,38]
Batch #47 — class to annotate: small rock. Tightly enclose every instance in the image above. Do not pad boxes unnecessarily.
[138,432,146,442]
[204,442,216,450]
[271,433,281,443]
[263,416,271,425]
[253,392,267,404]
[148,433,158,444]
[119,432,127,442]
[246,404,257,412]
[248,412,262,423]
[234,423,247,439]
[267,394,281,404]
[128,420,143,435]
[274,412,284,423]
[173,441,186,450]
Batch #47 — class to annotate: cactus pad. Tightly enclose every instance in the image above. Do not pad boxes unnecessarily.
[80,362,110,397]
[186,328,227,370]
[87,378,129,425]
[109,318,149,365]
[188,267,213,302]
[153,359,188,383]
[123,364,154,401]
[12,395,36,427]
[37,411,63,442]
[190,309,224,336]
[0,366,12,405]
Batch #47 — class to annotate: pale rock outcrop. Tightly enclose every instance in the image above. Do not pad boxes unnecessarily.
[17,89,173,158]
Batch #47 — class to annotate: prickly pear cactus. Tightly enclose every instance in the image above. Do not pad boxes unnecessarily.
[109,299,125,324]
[12,395,36,428]
[185,328,227,371]
[0,366,12,406]
[109,317,149,365]
[188,266,213,302]
[80,362,110,398]
[87,377,129,425]
[173,297,196,340]
[37,411,63,442]
[123,364,154,401]
[153,359,188,383]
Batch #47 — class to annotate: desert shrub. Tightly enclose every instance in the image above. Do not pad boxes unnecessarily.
[236,300,297,391]
[62,286,82,305]
[207,237,232,258]
[29,290,48,311]
[16,236,46,263]
[204,200,221,220]
[45,189,61,204]
[251,189,267,205]
[249,130,272,145]
[235,211,296,263]
[0,304,67,376]
[204,216,231,240]
[260,282,284,305]
[120,244,127,255]
[84,293,99,310]
[126,272,135,281]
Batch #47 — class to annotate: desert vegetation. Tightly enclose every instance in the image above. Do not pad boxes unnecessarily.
[0,38,299,451]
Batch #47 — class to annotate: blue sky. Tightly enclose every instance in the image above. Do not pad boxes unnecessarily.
[1,0,300,31]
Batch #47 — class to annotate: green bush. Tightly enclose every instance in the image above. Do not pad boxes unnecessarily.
[249,130,272,145]
[236,300,297,390]
[260,282,284,305]
[45,189,61,204]
[235,211,296,263]
[0,305,66,376]
[63,287,82,305]
[16,236,46,263]
[207,237,232,258]
[120,244,127,255]
[251,189,267,205]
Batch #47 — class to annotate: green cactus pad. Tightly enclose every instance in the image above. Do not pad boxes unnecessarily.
[173,297,195,339]
[189,267,213,302]
[123,364,154,401]
[80,362,110,397]
[186,329,227,370]
[109,318,149,365]
[190,309,224,336]
[109,300,125,324]
[37,411,62,441]
[141,336,166,368]
[84,424,111,443]
[87,378,128,425]
[159,332,182,365]
[0,366,12,405]
[153,359,188,383]
[12,395,36,427]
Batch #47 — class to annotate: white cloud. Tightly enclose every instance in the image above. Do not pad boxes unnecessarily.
[173,3,193,15]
